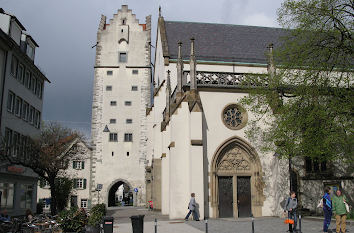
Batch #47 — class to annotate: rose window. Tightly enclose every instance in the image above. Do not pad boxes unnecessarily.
[222,104,247,130]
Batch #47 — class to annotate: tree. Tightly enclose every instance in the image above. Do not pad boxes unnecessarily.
[241,0,353,168]
[0,122,82,215]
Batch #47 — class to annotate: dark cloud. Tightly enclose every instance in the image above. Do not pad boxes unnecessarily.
[1,0,283,139]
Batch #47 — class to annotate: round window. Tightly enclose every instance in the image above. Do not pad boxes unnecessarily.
[222,104,248,130]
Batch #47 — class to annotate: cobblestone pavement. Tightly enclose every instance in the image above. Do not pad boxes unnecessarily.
[107,207,353,233]
[186,217,353,233]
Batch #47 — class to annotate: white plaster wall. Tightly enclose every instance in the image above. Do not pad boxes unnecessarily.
[199,91,287,217]
[168,102,191,219]
[91,6,150,206]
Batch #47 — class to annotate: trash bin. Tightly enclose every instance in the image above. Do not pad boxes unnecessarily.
[103,216,114,233]
[130,215,144,233]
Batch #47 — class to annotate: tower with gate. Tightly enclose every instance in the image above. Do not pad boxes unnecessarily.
[90,5,151,207]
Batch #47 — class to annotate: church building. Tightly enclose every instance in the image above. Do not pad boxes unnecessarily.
[144,11,354,219]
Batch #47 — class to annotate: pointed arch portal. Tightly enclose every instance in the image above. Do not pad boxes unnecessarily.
[210,136,265,218]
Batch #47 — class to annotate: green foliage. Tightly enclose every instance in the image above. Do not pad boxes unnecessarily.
[241,0,353,167]
[88,204,106,226]
[58,207,87,232]
[55,178,73,213]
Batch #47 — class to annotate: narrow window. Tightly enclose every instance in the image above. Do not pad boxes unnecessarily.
[132,70,138,74]
[124,133,133,142]
[107,70,113,76]
[31,77,36,93]
[7,91,15,113]
[110,101,117,106]
[25,71,31,89]
[112,152,114,156]
[109,133,118,142]
[119,52,127,63]
[126,152,129,156]
[10,56,18,76]
[122,19,126,25]
[126,119,132,124]
[109,119,116,124]
[14,96,22,117]
[29,106,34,124]
[17,64,24,83]
[125,101,132,106]
[106,85,112,91]
[131,86,138,91]
[22,102,29,121]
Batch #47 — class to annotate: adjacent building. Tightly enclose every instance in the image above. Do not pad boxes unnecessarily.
[90,6,151,207]
[145,13,354,219]
[0,8,50,216]
[37,140,92,211]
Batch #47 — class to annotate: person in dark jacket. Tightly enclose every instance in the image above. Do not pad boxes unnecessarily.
[284,191,298,232]
[323,187,332,232]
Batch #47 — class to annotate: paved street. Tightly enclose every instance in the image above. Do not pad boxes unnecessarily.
[108,207,353,233]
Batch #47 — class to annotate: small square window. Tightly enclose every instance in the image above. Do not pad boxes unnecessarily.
[109,133,118,142]
[106,86,112,91]
[81,199,88,208]
[131,86,138,91]
[110,119,116,124]
[124,133,133,142]
[132,70,138,74]
[126,119,132,124]
[107,70,113,75]
[125,101,132,106]
[119,52,127,63]
[110,101,117,106]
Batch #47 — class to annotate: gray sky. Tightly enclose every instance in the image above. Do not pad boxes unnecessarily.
[1,0,284,138]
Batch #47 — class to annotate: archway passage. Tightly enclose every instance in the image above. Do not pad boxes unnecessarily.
[108,181,133,207]
[211,137,265,218]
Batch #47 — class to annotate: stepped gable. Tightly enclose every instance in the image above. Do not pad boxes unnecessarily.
[164,21,287,64]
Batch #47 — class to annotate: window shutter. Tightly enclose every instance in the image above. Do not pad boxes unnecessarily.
[82,161,85,169]
[73,179,77,189]
[83,179,87,189]
[73,161,76,169]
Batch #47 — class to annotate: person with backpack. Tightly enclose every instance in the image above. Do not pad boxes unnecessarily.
[332,189,348,233]
[323,187,332,232]
[284,191,298,232]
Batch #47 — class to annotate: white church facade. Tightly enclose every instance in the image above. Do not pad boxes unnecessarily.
[144,13,354,220]
[90,6,151,207]
[145,14,290,219]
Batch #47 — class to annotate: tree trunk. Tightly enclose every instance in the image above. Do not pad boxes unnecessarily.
[49,178,58,216]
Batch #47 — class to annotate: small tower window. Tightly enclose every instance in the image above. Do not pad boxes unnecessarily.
[106,86,112,91]
[132,70,138,74]
[125,101,132,106]
[126,152,130,156]
[107,71,113,75]
[119,53,127,63]
[122,19,126,25]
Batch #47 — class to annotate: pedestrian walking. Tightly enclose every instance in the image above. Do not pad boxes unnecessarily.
[323,187,332,232]
[332,189,348,233]
[284,191,298,232]
[185,193,199,221]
